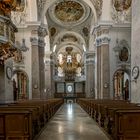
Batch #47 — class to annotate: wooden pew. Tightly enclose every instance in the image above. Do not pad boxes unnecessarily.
[0,106,41,138]
[96,100,132,126]
[107,108,140,140]
[0,99,63,140]
[0,110,32,140]
[77,98,140,140]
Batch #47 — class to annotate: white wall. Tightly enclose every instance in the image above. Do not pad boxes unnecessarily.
[0,65,5,101]
[109,26,131,98]
[15,28,32,99]
[131,0,140,103]
[26,0,38,22]
[100,0,112,22]
[5,59,14,101]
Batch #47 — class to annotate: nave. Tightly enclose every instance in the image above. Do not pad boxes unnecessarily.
[37,103,109,140]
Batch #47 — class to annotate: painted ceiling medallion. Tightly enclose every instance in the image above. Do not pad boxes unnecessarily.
[55,1,84,22]
[113,0,131,12]
[48,0,90,26]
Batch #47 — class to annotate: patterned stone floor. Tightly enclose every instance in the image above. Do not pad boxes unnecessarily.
[36,103,110,140]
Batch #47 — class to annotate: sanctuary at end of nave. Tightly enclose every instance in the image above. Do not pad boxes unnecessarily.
[0,0,140,140]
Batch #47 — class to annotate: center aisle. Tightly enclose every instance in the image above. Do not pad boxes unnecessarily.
[37,103,109,140]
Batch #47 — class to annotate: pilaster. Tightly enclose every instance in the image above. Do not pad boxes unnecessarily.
[44,52,54,98]
[0,58,14,102]
[84,51,95,98]
[30,37,40,99]
[30,24,47,99]
[93,24,111,99]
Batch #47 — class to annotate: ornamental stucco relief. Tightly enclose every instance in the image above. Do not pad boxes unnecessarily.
[111,0,132,23]
[90,0,103,17]
[11,8,27,26]
[11,0,27,26]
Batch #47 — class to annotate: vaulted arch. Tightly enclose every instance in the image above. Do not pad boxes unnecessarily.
[41,0,98,24]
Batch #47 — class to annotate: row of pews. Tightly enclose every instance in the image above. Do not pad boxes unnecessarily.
[77,99,140,140]
[0,99,63,140]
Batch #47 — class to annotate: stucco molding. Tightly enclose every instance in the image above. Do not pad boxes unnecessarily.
[90,0,103,17]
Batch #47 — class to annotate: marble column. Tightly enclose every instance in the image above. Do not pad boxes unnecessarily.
[85,52,95,98]
[94,25,111,99]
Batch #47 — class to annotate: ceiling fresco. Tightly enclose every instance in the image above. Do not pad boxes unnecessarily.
[48,0,91,27]
[54,1,84,22]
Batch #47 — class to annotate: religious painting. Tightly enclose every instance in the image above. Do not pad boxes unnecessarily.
[50,27,56,36]
[119,47,128,62]
[113,0,132,12]
[82,27,89,37]
[55,1,84,22]
[16,71,29,100]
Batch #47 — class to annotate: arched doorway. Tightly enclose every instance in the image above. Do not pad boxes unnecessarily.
[113,69,130,100]
[13,70,29,100]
